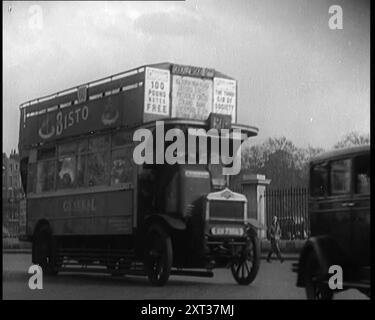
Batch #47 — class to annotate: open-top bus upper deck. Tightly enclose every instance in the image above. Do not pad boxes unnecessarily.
[19,62,257,154]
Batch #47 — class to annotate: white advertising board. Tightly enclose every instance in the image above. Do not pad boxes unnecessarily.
[213,78,236,122]
[171,75,213,120]
[144,67,170,116]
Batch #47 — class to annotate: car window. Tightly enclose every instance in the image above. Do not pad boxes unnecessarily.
[330,158,351,195]
[354,154,370,194]
[310,163,328,197]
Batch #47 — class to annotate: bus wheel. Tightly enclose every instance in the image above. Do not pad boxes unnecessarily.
[304,251,333,300]
[144,224,173,286]
[231,233,260,285]
[32,226,58,276]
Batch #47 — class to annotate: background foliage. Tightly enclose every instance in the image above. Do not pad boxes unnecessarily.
[239,131,370,188]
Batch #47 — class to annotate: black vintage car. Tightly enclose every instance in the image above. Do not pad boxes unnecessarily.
[295,145,370,299]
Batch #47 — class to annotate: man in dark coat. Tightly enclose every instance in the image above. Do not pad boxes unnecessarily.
[267,216,284,263]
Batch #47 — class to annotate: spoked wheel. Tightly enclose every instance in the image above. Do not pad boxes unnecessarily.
[304,252,334,300]
[32,226,58,276]
[144,224,173,286]
[231,233,260,285]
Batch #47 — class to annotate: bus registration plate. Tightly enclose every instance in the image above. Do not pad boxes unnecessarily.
[211,227,244,236]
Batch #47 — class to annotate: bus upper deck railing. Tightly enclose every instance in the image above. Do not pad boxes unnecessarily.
[19,65,147,112]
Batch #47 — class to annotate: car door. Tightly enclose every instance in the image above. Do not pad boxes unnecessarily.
[324,158,353,259]
[351,152,370,266]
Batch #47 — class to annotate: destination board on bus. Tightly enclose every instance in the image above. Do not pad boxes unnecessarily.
[171,64,215,78]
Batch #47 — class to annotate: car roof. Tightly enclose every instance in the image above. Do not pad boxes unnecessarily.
[310,144,370,164]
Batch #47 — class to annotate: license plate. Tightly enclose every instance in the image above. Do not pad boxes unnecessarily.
[211,226,244,236]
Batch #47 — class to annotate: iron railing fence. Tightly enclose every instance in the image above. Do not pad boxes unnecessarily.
[265,187,309,240]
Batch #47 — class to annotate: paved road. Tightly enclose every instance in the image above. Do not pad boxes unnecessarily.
[3,254,368,300]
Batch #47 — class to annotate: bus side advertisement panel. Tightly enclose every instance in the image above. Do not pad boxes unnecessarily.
[27,190,133,235]
[24,93,128,146]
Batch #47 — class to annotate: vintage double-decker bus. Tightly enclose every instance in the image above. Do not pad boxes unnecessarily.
[18,62,261,286]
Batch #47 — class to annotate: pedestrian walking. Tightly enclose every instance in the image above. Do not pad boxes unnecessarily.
[267,216,284,263]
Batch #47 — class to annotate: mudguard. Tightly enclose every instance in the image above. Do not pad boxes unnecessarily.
[296,235,347,287]
[144,214,187,231]
[246,218,266,230]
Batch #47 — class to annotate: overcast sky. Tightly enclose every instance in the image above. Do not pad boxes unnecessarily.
[3,0,370,155]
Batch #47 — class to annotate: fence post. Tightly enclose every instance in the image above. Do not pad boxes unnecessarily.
[241,174,271,239]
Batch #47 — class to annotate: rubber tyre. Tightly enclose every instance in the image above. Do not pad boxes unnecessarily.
[304,251,334,300]
[144,224,173,286]
[231,233,261,285]
[32,226,58,276]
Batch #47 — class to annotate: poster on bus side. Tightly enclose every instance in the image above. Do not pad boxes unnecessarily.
[144,67,170,119]
[213,78,236,122]
[171,75,213,120]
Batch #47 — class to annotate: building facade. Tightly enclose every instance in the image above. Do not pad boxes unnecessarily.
[3,150,24,237]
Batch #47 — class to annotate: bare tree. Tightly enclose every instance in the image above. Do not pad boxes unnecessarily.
[239,131,369,190]
[334,131,370,149]
[240,137,323,188]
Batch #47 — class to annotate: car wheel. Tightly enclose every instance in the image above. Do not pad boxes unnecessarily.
[304,251,333,300]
